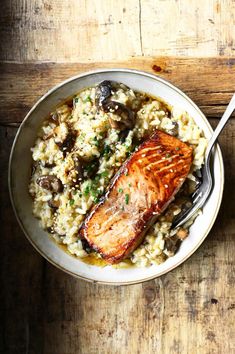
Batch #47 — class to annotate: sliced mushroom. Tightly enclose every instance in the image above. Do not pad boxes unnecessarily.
[47,227,54,234]
[95,81,136,130]
[37,175,63,193]
[72,155,84,181]
[43,130,55,140]
[31,162,39,176]
[57,131,76,157]
[165,236,181,256]
[83,159,99,179]
[50,105,72,124]
[119,129,130,142]
[44,162,56,168]
[103,101,135,130]
[168,121,179,137]
[50,111,59,123]
[48,198,60,209]
[95,80,113,108]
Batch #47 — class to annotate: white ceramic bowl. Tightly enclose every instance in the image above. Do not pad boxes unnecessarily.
[9,69,224,285]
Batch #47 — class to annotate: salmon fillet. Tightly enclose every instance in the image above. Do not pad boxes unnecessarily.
[80,130,193,264]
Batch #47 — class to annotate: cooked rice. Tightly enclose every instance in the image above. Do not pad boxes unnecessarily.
[29,84,207,267]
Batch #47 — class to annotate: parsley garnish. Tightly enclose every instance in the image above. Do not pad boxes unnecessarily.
[125,194,129,204]
[100,171,109,178]
[84,185,90,196]
[102,145,111,156]
[84,96,92,103]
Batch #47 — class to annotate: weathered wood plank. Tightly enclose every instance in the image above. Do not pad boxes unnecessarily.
[1,1,235,353]
[0,126,45,353]
[141,0,235,58]
[0,57,235,124]
[1,0,235,62]
[1,119,234,354]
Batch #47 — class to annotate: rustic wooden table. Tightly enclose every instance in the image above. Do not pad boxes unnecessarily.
[1,1,235,353]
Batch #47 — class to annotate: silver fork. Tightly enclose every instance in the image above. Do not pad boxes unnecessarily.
[172,93,235,229]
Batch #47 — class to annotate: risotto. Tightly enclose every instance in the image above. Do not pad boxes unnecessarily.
[29,82,207,267]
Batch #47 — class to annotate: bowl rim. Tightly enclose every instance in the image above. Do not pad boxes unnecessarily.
[8,68,224,285]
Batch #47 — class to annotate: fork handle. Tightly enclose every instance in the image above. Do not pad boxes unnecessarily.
[206,93,235,159]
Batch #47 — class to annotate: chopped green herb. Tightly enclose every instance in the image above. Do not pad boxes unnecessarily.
[91,189,98,197]
[100,171,109,178]
[175,147,180,151]
[78,133,85,142]
[99,132,106,138]
[69,199,75,206]
[118,188,123,193]
[125,194,129,205]
[121,206,125,211]
[79,192,82,197]
[93,136,100,147]
[74,97,79,104]
[94,175,100,183]
[93,197,99,203]
[128,183,132,187]
[166,153,171,158]
[84,185,90,196]
[103,145,111,155]
[124,170,129,176]
[124,143,132,152]
[84,96,92,103]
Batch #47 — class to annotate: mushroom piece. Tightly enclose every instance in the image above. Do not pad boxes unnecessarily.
[81,238,93,254]
[95,80,113,108]
[57,131,76,157]
[168,121,179,137]
[103,100,135,130]
[43,130,55,140]
[50,111,59,122]
[165,235,181,256]
[31,162,39,176]
[74,157,83,179]
[48,198,60,209]
[83,159,99,179]
[95,81,136,130]
[36,175,63,193]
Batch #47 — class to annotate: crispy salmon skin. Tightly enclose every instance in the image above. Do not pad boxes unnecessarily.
[80,130,193,264]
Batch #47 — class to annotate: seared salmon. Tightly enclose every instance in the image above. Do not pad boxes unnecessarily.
[80,130,193,264]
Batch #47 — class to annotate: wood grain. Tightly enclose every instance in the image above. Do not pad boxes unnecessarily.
[1,0,235,62]
[1,57,235,124]
[1,119,235,354]
[1,0,235,353]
